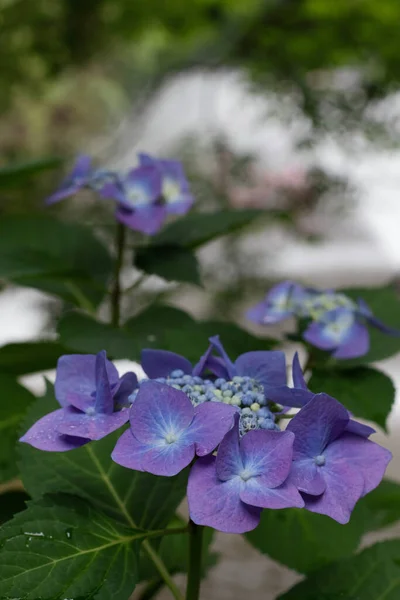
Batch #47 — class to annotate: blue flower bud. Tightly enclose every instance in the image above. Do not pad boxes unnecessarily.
[170,369,185,378]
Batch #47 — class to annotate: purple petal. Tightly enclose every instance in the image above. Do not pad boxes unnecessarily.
[215,414,243,480]
[188,402,238,456]
[165,195,193,215]
[112,429,194,476]
[208,336,235,378]
[240,430,295,488]
[192,342,230,378]
[123,165,162,205]
[99,181,126,203]
[57,406,129,441]
[45,185,80,205]
[292,352,308,390]
[333,322,370,359]
[325,432,392,496]
[114,372,138,406]
[63,392,94,412]
[345,419,375,438]
[241,477,304,509]
[266,386,313,408]
[188,456,261,533]
[19,409,89,452]
[129,381,194,444]
[141,349,192,379]
[288,457,327,495]
[303,321,338,350]
[94,351,113,414]
[111,429,145,472]
[55,354,118,407]
[116,205,168,235]
[234,351,287,391]
[287,394,349,459]
[366,315,400,336]
[71,155,92,178]
[302,463,365,524]
[245,300,271,325]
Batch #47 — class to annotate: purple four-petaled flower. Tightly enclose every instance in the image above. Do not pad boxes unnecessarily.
[112,380,238,476]
[246,281,308,325]
[286,394,392,523]
[46,155,93,205]
[20,351,137,452]
[188,414,304,533]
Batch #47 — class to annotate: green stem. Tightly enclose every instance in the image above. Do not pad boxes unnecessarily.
[111,222,125,327]
[185,521,204,600]
[143,540,184,600]
[138,577,164,600]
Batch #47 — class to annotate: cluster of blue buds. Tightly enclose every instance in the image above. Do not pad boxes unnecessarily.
[128,370,278,435]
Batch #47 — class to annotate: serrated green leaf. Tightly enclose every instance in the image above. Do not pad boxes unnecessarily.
[279,541,400,599]
[341,285,400,365]
[18,387,187,530]
[246,503,368,574]
[0,374,35,483]
[153,210,261,248]
[0,494,141,599]
[0,215,112,307]
[135,244,202,284]
[309,366,395,430]
[0,341,70,375]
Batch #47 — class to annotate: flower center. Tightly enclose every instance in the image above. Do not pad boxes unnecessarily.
[239,469,254,482]
[314,454,326,466]
[165,432,178,444]
[85,406,96,416]
[162,178,181,203]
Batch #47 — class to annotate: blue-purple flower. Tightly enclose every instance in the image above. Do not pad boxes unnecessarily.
[46,155,93,205]
[286,394,392,523]
[247,282,400,359]
[101,153,194,235]
[111,380,237,476]
[20,351,137,451]
[188,414,304,533]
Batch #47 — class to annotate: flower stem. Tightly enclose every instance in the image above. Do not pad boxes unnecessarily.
[185,520,204,600]
[111,222,125,327]
[143,540,184,600]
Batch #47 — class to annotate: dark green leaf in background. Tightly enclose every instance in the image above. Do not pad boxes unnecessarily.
[362,479,400,532]
[135,244,202,285]
[245,503,368,574]
[309,366,395,431]
[0,490,30,525]
[0,373,35,483]
[0,215,112,308]
[279,541,400,600]
[0,341,70,375]
[153,210,261,248]
[0,157,62,189]
[0,494,140,600]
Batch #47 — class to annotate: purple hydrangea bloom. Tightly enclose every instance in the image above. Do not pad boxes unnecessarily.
[20,351,137,452]
[246,281,307,325]
[111,380,238,476]
[46,155,93,205]
[101,153,194,235]
[267,352,375,438]
[286,394,392,523]
[188,414,304,533]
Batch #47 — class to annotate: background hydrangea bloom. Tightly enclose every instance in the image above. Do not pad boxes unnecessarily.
[246,280,306,324]
[20,351,136,451]
[188,414,304,533]
[286,394,392,523]
[46,155,93,205]
[112,380,238,476]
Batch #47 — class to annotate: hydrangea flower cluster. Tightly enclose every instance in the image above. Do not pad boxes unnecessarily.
[46,152,194,235]
[20,337,392,534]
[247,280,399,359]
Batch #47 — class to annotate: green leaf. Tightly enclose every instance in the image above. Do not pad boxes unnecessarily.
[245,503,368,574]
[0,374,35,483]
[362,479,400,531]
[18,386,188,530]
[135,244,201,285]
[0,494,141,599]
[58,312,138,359]
[153,210,261,248]
[140,517,218,581]
[279,541,400,600]
[342,285,400,365]
[0,215,112,307]
[0,157,62,189]
[0,341,70,375]
[0,490,30,524]
[309,366,395,430]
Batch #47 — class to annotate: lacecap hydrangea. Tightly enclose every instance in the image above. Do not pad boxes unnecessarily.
[20,336,392,534]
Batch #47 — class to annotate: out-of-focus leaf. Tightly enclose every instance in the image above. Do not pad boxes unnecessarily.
[309,366,395,431]
[0,157,62,189]
[0,341,70,375]
[0,490,30,525]
[135,244,201,285]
